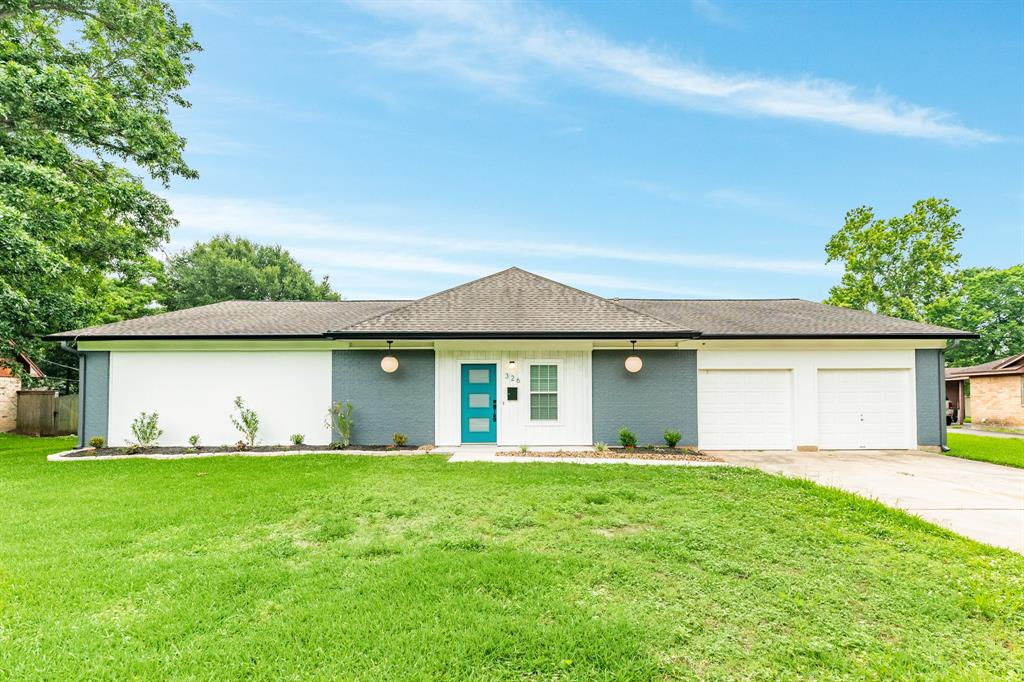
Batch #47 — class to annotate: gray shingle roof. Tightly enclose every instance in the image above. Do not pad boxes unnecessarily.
[45,300,404,340]
[946,352,1024,378]
[334,268,691,337]
[616,298,972,338]
[44,268,975,340]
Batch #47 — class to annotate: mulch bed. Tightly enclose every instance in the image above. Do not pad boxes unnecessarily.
[498,448,721,462]
[70,444,432,458]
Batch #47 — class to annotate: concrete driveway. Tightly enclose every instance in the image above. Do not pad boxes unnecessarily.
[714,450,1024,553]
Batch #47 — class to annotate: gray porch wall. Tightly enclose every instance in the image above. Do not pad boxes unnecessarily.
[915,348,946,448]
[331,350,435,446]
[79,351,109,447]
[592,350,697,446]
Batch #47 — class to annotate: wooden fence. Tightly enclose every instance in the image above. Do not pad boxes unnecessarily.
[16,390,78,436]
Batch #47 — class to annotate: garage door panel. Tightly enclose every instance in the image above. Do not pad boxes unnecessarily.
[818,369,909,450]
[699,370,793,450]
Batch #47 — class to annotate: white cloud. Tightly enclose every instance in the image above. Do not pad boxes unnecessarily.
[689,0,739,28]
[330,0,997,143]
[167,191,835,296]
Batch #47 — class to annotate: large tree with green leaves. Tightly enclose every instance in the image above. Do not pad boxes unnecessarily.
[162,235,341,310]
[926,265,1024,367]
[0,0,199,376]
[824,198,963,321]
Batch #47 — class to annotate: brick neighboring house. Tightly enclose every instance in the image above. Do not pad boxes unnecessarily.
[946,352,1024,428]
[0,349,46,432]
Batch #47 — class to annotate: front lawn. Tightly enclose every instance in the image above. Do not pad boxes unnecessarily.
[0,433,1021,679]
[947,432,1024,469]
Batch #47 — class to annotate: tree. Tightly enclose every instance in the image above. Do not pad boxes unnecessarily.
[926,265,1024,367]
[162,235,341,310]
[824,198,963,321]
[0,0,199,376]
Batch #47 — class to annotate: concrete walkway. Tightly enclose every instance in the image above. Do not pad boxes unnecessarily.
[713,449,1024,554]
[949,426,1024,440]
[447,445,724,467]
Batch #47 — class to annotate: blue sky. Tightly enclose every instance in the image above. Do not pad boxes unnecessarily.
[164,0,1023,300]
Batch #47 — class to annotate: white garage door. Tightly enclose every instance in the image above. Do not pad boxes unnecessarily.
[818,369,911,449]
[699,370,793,450]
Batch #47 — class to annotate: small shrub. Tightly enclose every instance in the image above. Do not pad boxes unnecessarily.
[325,402,354,447]
[188,434,201,448]
[618,427,637,448]
[234,440,248,451]
[519,444,529,453]
[290,433,305,446]
[664,430,681,448]
[230,396,260,446]
[87,436,105,449]
[392,432,408,447]
[130,412,163,448]
[329,441,344,450]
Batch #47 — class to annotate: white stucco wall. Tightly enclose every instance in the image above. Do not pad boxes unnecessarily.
[697,348,917,449]
[107,351,332,446]
[435,347,592,447]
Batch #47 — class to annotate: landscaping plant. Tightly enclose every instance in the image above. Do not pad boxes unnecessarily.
[231,397,260,447]
[129,412,163,449]
[392,433,408,448]
[87,436,105,449]
[664,430,681,448]
[188,434,201,448]
[326,402,354,447]
[291,434,305,446]
[618,427,637,448]
[594,441,607,452]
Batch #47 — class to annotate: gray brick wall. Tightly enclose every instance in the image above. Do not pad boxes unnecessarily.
[915,348,945,447]
[592,350,697,447]
[331,350,434,446]
[79,351,109,447]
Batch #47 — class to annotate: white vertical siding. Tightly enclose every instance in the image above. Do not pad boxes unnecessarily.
[107,351,333,446]
[435,349,592,447]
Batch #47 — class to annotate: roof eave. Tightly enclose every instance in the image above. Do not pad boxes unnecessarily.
[42,333,332,342]
[325,330,701,340]
[696,332,979,340]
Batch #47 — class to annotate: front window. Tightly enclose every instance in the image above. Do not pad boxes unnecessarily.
[530,364,558,421]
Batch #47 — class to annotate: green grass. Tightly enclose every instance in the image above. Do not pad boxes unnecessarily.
[947,432,1024,468]
[1,433,1022,679]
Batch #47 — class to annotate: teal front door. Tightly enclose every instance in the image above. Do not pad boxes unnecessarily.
[461,363,497,443]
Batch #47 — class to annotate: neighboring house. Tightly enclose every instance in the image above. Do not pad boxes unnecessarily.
[946,353,1024,428]
[44,268,973,451]
[0,349,46,432]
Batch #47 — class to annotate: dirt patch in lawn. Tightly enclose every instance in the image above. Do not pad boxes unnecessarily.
[497,448,721,462]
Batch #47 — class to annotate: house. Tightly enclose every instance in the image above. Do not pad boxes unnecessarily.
[0,348,46,432]
[44,268,974,451]
[946,353,1024,428]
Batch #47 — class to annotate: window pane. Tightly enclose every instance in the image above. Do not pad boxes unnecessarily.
[469,393,490,408]
[530,364,557,392]
[468,369,490,384]
[530,392,558,420]
[468,418,491,432]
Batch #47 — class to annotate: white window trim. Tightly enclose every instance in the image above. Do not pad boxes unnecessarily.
[525,360,563,426]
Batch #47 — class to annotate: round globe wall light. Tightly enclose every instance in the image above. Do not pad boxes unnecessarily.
[381,340,399,373]
[625,339,642,373]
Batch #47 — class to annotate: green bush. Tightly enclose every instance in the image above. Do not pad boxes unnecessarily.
[392,432,408,447]
[188,434,201,448]
[664,430,681,448]
[290,433,305,446]
[594,441,607,452]
[618,427,637,448]
[231,396,260,446]
[130,412,163,448]
[87,436,105,449]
